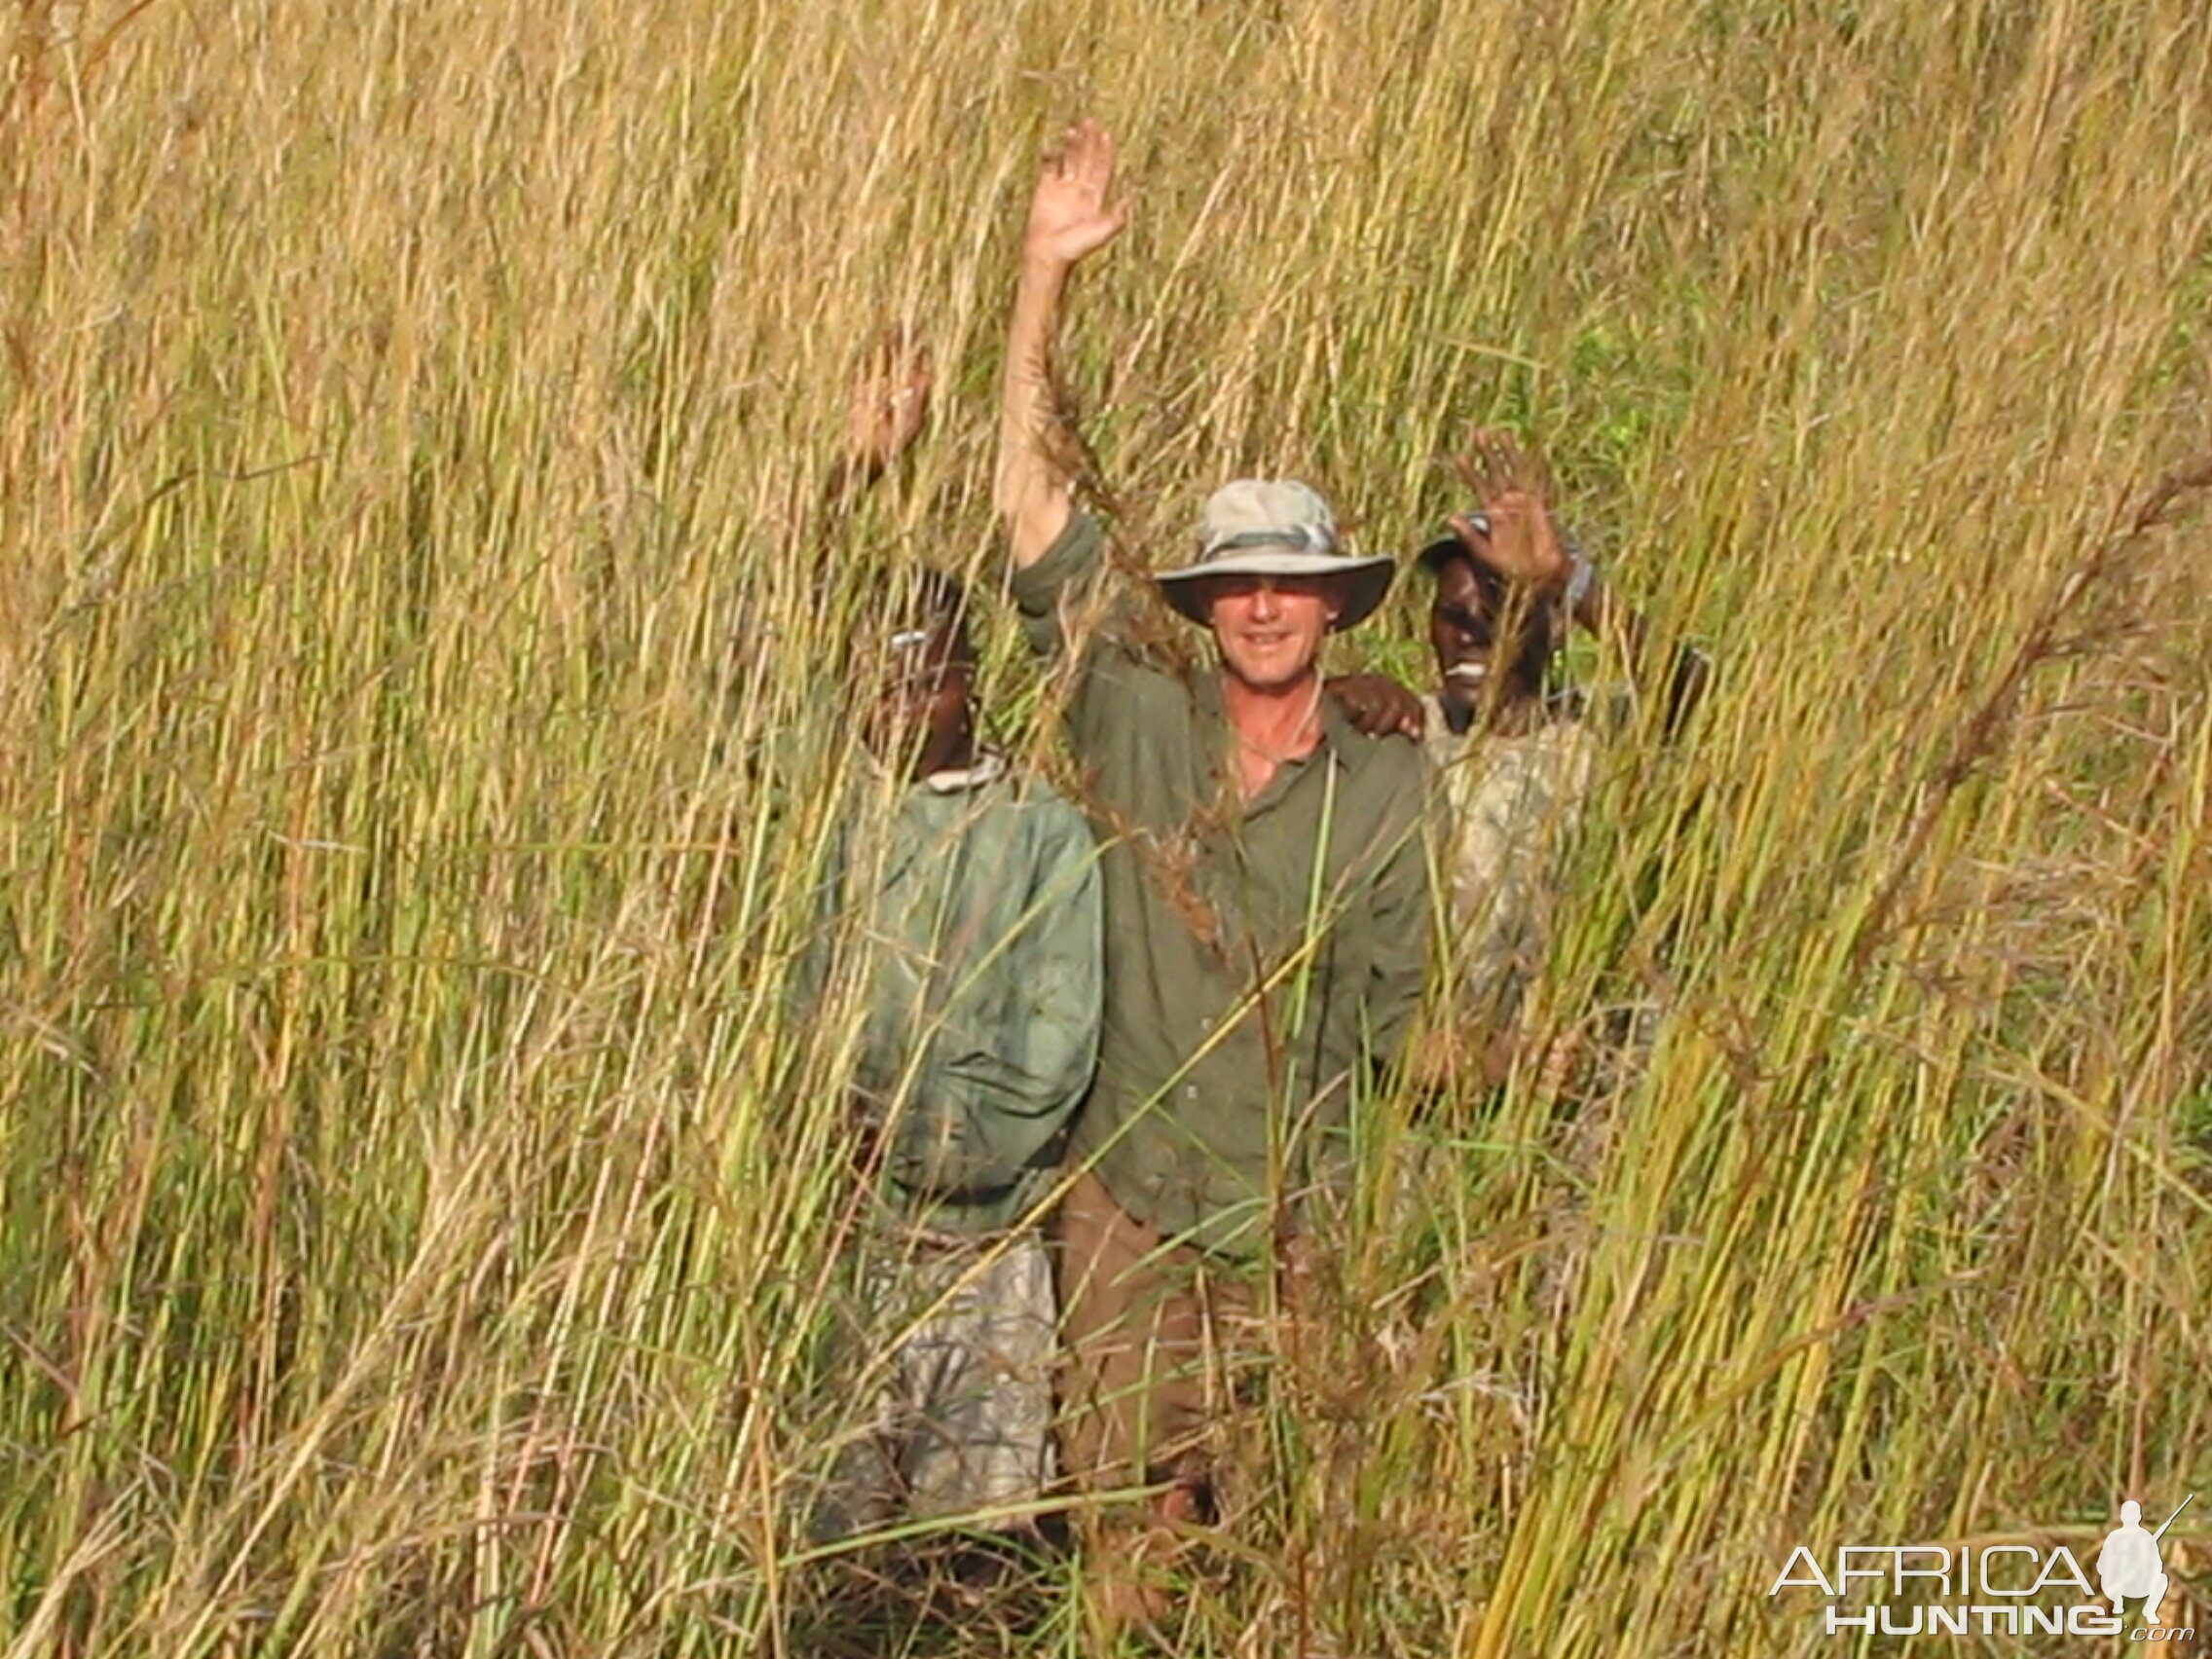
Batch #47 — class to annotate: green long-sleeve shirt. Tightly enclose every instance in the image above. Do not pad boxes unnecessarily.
[839,756,1104,1234]
[1012,514,1432,1257]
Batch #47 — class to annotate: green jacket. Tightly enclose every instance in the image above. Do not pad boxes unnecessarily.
[1012,514,1432,1256]
[835,756,1103,1234]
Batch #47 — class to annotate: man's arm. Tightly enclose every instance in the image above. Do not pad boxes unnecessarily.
[1324,673,1425,740]
[996,120,1126,570]
[1577,575,1711,732]
[890,803,1104,1200]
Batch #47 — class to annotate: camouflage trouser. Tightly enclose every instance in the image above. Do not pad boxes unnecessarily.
[811,1227,1056,1542]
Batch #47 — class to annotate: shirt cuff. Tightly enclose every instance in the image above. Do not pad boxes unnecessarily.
[1011,511,1108,650]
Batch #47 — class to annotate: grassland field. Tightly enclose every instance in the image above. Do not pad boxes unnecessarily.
[1,0,2209,1654]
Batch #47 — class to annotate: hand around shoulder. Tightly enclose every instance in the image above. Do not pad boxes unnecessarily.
[1326,673,1424,741]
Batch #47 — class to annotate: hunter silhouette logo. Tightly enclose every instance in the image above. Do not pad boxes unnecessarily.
[2100,1495,2190,1627]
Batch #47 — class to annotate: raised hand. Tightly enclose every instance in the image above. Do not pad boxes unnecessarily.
[1024,120,1128,271]
[844,325,934,476]
[1448,429,1571,593]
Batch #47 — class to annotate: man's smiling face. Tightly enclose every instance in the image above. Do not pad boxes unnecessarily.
[1197,572,1344,691]
[1428,550,1549,723]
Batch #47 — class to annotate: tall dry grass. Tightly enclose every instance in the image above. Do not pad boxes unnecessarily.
[1,0,2207,1653]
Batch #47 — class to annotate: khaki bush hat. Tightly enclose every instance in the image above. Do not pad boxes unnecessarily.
[1155,479,1395,629]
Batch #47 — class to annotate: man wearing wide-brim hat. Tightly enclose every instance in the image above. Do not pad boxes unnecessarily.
[994,120,1431,1636]
[1154,477,1395,631]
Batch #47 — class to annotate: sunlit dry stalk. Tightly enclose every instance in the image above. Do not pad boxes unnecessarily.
[1849,454,2212,974]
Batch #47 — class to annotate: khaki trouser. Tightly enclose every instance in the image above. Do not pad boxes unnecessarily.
[1051,1168,1257,1511]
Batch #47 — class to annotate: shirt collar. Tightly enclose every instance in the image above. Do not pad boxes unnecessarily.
[919,749,1009,794]
[1200,670,1351,778]
[1313,690,1355,771]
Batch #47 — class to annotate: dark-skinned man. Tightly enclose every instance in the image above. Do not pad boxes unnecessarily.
[809,349,1104,1556]
[1417,431,1707,1083]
